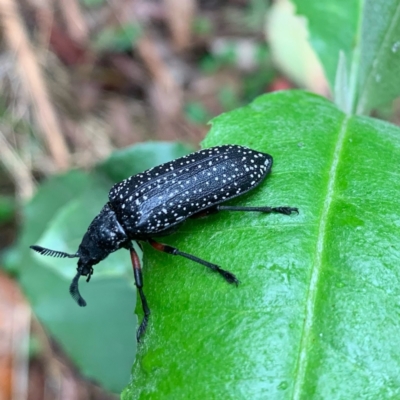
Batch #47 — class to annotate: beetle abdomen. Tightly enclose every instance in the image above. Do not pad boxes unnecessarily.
[109,145,272,236]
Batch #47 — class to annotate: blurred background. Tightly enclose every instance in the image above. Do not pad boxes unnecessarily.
[0,0,399,398]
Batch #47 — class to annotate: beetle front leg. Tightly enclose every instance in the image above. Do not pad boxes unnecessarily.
[129,244,150,342]
[147,239,239,285]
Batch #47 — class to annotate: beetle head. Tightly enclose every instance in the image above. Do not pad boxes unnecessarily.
[30,202,128,307]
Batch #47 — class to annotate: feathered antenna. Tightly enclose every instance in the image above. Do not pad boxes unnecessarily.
[30,245,79,259]
[31,245,86,306]
[69,270,87,307]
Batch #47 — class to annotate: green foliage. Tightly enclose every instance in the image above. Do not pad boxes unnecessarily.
[356,1,400,113]
[218,85,241,111]
[6,0,400,397]
[292,0,359,95]
[245,0,271,30]
[292,0,400,114]
[192,16,214,36]
[242,69,274,102]
[3,143,192,393]
[123,90,400,398]
[197,42,272,115]
[0,196,15,223]
[8,171,136,393]
[94,22,142,52]
[97,142,193,182]
[81,0,105,7]
[184,102,211,125]
[199,42,270,75]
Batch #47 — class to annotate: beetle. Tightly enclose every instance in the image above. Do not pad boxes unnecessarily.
[30,145,298,341]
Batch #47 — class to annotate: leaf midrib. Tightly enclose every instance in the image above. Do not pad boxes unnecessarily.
[292,114,350,399]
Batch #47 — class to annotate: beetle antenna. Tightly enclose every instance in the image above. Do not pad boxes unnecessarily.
[69,270,87,307]
[30,245,78,259]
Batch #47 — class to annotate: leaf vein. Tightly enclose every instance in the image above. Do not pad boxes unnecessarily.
[292,115,349,398]
[357,2,400,113]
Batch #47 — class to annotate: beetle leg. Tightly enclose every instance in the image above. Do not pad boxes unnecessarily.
[197,205,299,216]
[69,268,87,307]
[147,239,239,285]
[129,243,150,342]
[191,205,298,218]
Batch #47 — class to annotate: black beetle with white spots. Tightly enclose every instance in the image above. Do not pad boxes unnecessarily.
[30,145,298,341]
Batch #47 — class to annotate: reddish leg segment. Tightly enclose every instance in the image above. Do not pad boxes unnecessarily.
[129,244,150,342]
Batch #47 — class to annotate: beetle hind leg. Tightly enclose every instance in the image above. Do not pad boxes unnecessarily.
[217,205,299,215]
[191,205,298,219]
[148,239,239,285]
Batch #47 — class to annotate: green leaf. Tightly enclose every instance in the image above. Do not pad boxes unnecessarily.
[356,0,400,113]
[14,171,90,267]
[292,0,400,114]
[291,0,360,95]
[22,258,137,392]
[94,22,142,52]
[4,142,193,393]
[0,196,15,223]
[123,91,400,398]
[81,0,105,7]
[192,16,213,35]
[9,171,137,392]
[184,102,211,125]
[34,177,130,280]
[97,142,194,183]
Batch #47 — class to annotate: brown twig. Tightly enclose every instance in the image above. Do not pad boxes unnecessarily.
[58,0,89,45]
[107,0,183,135]
[163,0,196,51]
[11,305,30,400]
[136,35,183,139]
[0,272,30,400]
[0,0,70,170]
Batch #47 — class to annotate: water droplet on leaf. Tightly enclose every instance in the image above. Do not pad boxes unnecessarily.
[278,381,288,390]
